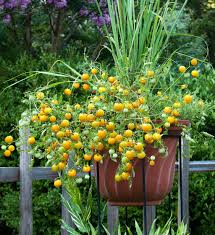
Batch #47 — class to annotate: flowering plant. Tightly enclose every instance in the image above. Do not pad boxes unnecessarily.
[2,56,206,186]
[79,0,110,29]
[0,0,67,24]
[1,0,208,187]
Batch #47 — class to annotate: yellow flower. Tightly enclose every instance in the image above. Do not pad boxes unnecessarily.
[98,87,106,93]
[191,70,199,78]
[179,66,186,73]
[147,70,155,77]
[191,58,198,66]
[181,84,188,89]
[36,92,44,100]
[183,95,193,104]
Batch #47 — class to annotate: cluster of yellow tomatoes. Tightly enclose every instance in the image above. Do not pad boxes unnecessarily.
[2,58,199,187]
[2,136,16,157]
[178,58,199,77]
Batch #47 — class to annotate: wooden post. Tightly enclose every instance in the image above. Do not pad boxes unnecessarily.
[61,187,75,235]
[108,203,119,234]
[61,152,75,235]
[19,123,33,235]
[178,137,190,227]
[143,206,156,234]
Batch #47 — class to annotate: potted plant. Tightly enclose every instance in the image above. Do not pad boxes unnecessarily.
[1,0,206,206]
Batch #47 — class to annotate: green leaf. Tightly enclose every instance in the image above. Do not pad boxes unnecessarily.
[61,220,81,235]
[117,224,122,235]
[202,132,214,138]
[135,220,143,235]
[89,223,97,235]
[61,196,89,233]
[126,226,133,235]
[149,219,157,235]
[103,225,111,235]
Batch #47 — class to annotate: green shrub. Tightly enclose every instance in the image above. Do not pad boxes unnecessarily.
[0,181,61,235]
[0,183,20,233]
[32,181,61,235]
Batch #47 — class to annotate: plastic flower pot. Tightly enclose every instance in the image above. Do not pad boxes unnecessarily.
[94,120,189,206]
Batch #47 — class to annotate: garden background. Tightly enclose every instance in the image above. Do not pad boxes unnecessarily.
[0,0,214,234]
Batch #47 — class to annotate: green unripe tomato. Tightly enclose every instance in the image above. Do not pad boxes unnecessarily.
[59,147,66,153]
[122,157,129,164]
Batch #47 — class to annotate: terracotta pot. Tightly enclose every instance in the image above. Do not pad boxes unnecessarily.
[94,120,189,206]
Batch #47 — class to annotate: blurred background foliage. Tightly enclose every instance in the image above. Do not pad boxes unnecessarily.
[0,0,214,234]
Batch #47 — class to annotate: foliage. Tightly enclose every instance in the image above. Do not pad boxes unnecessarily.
[2,59,205,188]
[190,9,215,65]
[185,66,215,158]
[0,51,82,234]
[32,181,61,235]
[80,0,110,28]
[0,181,61,235]
[3,0,211,184]
[182,0,215,65]
[0,49,84,166]
[167,9,208,64]
[189,172,215,235]
[62,183,188,235]
[102,0,188,81]
[0,64,214,233]
[0,0,104,55]
[61,179,94,234]
[0,1,214,235]
[0,184,20,233]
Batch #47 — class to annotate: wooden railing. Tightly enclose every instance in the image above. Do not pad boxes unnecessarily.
[0,127,214,235]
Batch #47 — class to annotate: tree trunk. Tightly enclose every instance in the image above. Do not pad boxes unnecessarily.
[51,9,64,53]
[24,10,32,52]
[10,14,19,43]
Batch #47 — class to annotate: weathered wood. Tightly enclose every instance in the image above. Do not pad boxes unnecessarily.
[0,167,19,182]
[178,137,189,227]
[19,124,33,235]
[61,153,75,235]
[176,160,215,172]
[32,167,57,180]
[1,161,215,183]
[143,206,156,235]
[108,203,119,234]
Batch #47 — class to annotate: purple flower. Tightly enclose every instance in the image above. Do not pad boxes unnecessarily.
[99,0,107,8]
[96,16,105,27]
[54,0,67,9]
[89,12,98,23]
[80,0,111,29]
[103,8,109,14]
[104,13,110,24]
[20,0,31,9]
[4,0,17,9]
[46,0,67,9]
[3,14,12,24]
[80,8,89,17]
[88,0,96,3]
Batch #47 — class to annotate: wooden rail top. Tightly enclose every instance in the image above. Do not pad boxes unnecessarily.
[0,160,215,182]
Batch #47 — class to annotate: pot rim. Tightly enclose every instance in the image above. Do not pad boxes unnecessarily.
[153,119,190,137]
